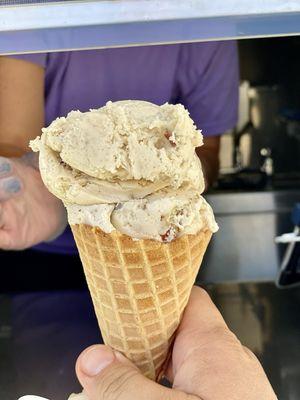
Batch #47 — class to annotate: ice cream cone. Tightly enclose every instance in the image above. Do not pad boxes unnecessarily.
[30,100,218,382]
[71,224,212,380]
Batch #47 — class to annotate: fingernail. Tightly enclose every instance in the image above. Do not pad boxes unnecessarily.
[0,162,11,174]
[4,178,21,194]
[80,346,115,377]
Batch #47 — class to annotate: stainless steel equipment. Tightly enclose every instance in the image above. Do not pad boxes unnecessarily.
[222,82,300,182]
[234,84,299,172]
[247,85,300,173]
[198,190,300,283]
[248,85,285,170]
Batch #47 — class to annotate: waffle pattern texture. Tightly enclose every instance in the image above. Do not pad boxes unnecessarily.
[71,224,212,380]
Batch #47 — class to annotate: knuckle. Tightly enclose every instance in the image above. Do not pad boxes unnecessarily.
[242,345,261,364]
[97,365,140,400]
[192,285,210,299]
[205,325,239,346]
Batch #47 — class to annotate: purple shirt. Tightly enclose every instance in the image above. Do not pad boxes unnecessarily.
[12,42,238,254]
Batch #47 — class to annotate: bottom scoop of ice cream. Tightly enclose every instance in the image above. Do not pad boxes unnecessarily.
[66,191,218,242]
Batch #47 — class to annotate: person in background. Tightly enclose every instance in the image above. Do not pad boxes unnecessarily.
[0,43,277,400]
[0,42,238,288]
[0,44,276,400]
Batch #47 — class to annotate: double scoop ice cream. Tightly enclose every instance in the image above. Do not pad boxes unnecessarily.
[30,100,217,241]
[30,100,218,385]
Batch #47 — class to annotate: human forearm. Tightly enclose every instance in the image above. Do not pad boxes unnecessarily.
[196,147,219,189]
[0,57,44,156]
[195,135,220,190]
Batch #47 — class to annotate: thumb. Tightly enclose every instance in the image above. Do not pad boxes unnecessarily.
[76,345,196,400]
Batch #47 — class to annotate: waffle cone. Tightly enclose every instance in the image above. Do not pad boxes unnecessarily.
[71,224,212,380]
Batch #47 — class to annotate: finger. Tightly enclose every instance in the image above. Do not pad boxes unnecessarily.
[0,157,13,178]
[76,345,197,400]
[0,232,12,249]
[165,286,229,383]
[179,286,228,334]
[0,226,12,250]
[0,176,22,201]
[168,287,257,399]
[0,204,11,249]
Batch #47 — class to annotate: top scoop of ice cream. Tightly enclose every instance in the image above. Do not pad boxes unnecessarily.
[30,100,205,204]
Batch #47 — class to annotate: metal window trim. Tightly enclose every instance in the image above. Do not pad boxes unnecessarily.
[1,0,300,54]
[1,0,300,31]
